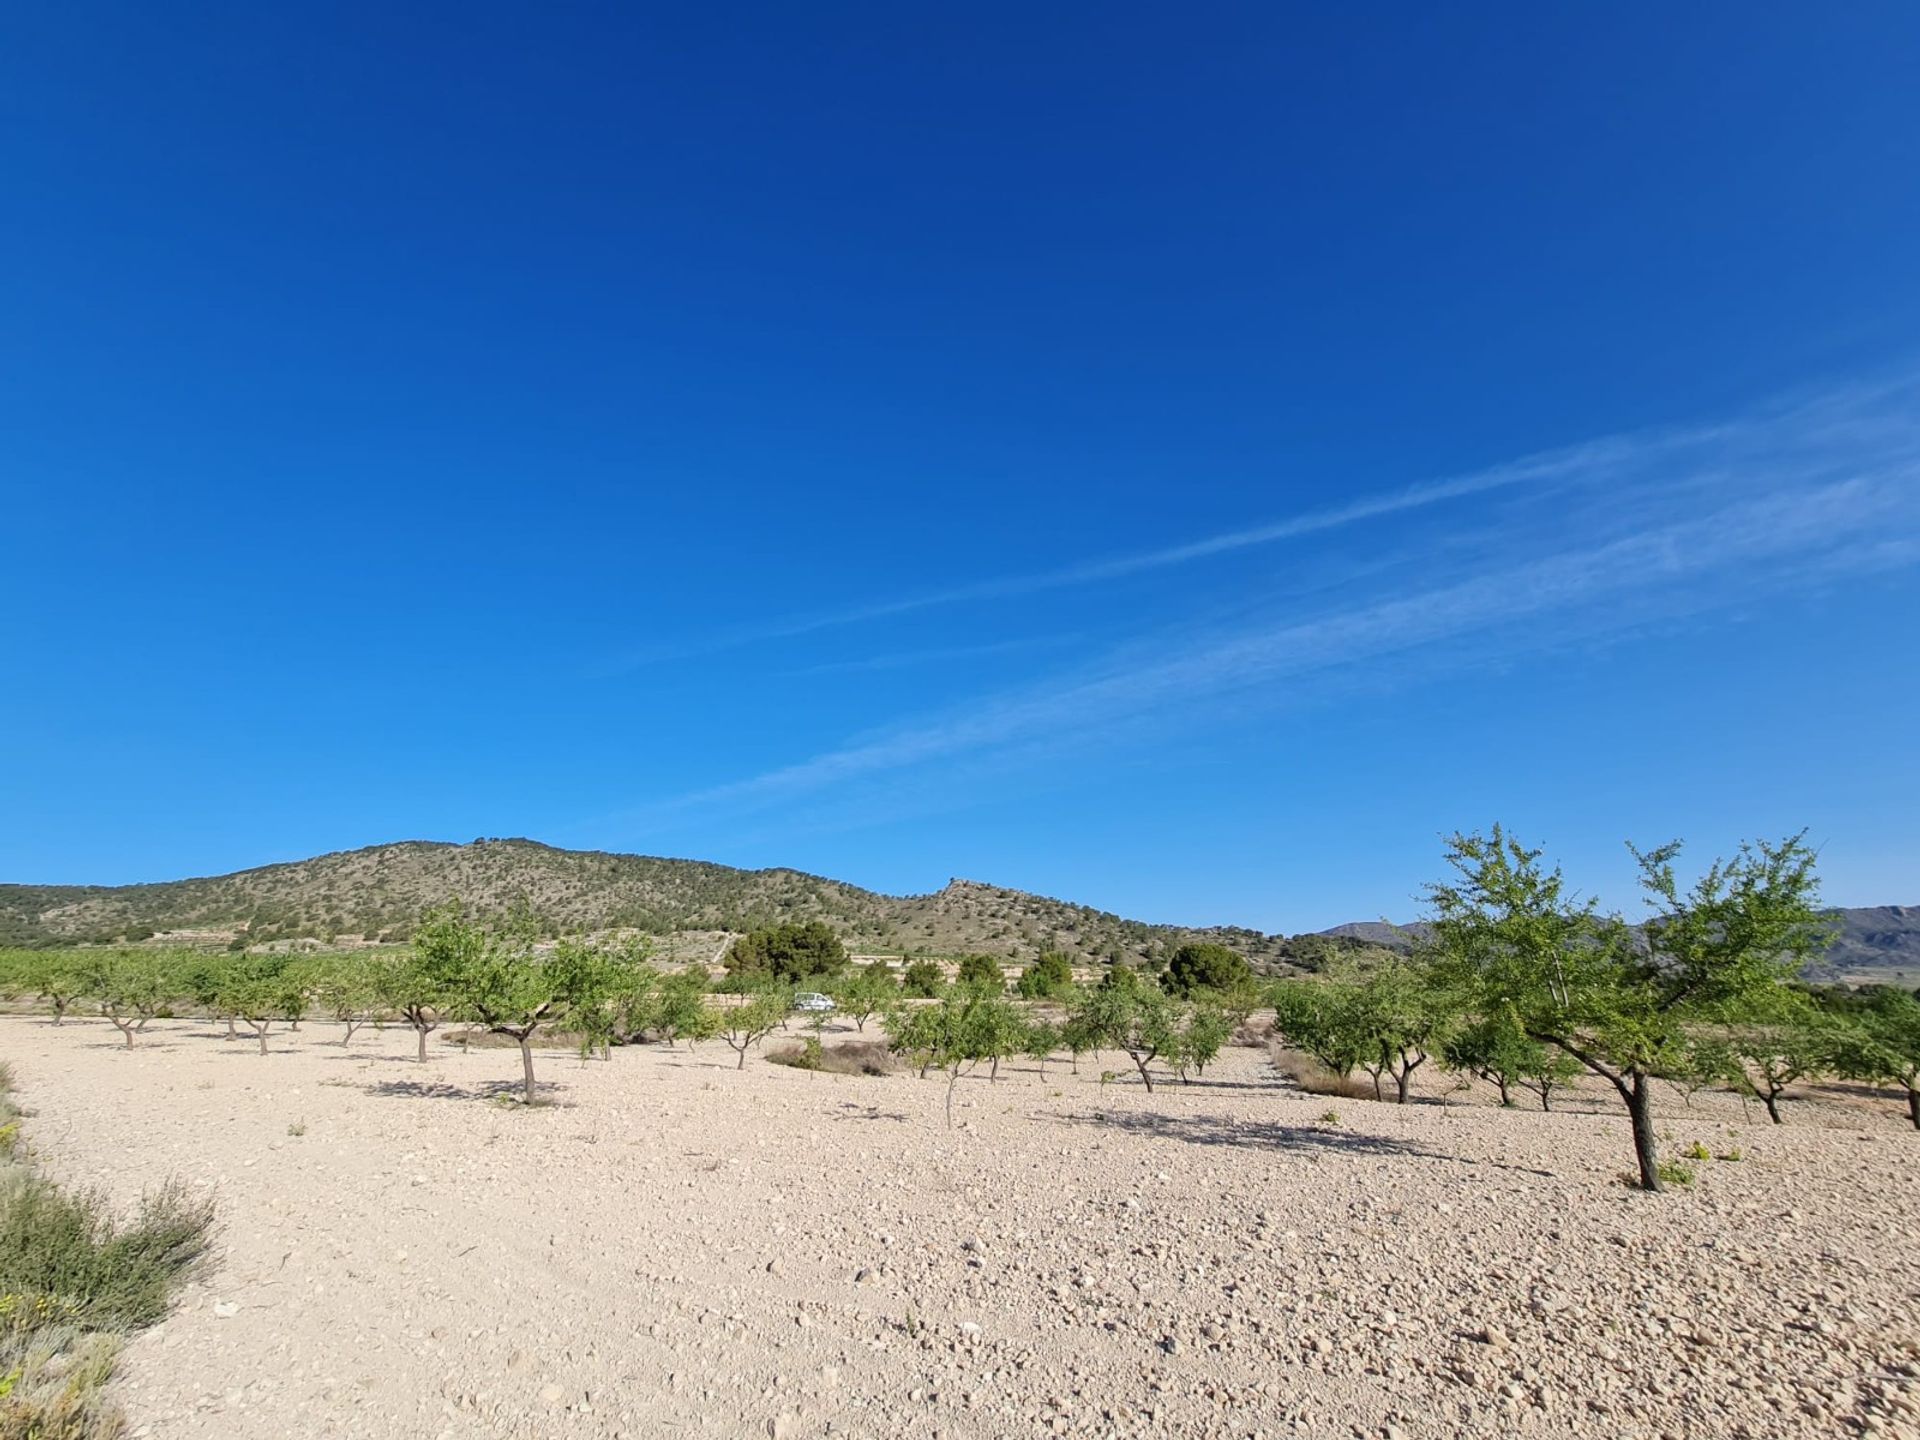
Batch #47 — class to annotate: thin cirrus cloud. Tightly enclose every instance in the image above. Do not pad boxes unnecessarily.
[599,409,1751,674]
[623,375,1920,829]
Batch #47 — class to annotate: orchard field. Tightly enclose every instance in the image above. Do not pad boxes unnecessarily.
[2,830,1918,1439]
[3,1008,1917,1440]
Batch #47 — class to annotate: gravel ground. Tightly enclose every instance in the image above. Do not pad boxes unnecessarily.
[4,1015,1917,1440]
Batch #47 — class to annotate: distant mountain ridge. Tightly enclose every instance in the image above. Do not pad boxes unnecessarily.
[0,838,1909,980]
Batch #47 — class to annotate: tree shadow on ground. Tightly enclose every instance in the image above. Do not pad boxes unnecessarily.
[831,1103,912,1123]
[360,1077,576,1107]
[1051,1109,1554,1175]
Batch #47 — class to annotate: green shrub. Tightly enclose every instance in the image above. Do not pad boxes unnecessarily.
[1160,942,1250,998]
[1015,952,1074,999]
[954,954,1003,991]
[0,1172,213,1331]
[900,961,943,998]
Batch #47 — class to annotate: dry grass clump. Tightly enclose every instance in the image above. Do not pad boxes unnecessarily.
[0,1065,211,1440]
[1267,1041,1378,1101]
[765,1039,899,1077]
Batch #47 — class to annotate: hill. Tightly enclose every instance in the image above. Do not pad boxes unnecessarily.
[3,838,1908,979]
[0,838,1348,971]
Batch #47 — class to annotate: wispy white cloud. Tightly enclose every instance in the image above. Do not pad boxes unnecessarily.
[785,634,1077,677]
[600,410,1754,673]
[668,474,1914,815]
[566,375,1920,849]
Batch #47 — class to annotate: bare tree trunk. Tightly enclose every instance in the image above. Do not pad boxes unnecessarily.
[1625,1072,1660,1191]
[416,1026,429,1062]
[520,1038,537,1104]
[1132,1053,1155,1093]
[1907,1088,1919,1132]
[257,1024,269,1057]
[226,1014,236,1040]
[1763,1092,1783,1125]
[946,1066,959,1128]
[119,1022,135,1049]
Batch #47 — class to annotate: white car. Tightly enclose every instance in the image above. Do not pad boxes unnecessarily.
[794,991,836,1013]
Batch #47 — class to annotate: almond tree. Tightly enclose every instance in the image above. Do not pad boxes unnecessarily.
[719,985,792,1069]
[217,956,304,1056]
[831,961,898,1032]
[1072,974,1183,1093]
[310,955,379,1046]
[428,909,571,1105]
[1829,985,1920,1130]
[1710,991,1833,1124]
[373,952,452,1062]
[1430,827,1829,1191]
[25,953,84,1026]
[881,986,1005,1126]
[80,952,174,1048]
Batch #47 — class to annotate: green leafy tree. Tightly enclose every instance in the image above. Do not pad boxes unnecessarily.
[1713,991,1833,1124]
[881,986,1013,1125]
[831,960,898,1031]
[26,953,85,1026]
[434,910,571,1104]
[654,969,717,1047]
[1270,978,1370,1077]
[1023,1018,1062,1079]
[723,922,848,985]
[1161,942,1251,999]
[1827,985,1920,1130]
[1071,981,1183,1092]
[373,951,453,1062]
[78,952,175,1048]
[1444,1013,1544,1107]
[1429,827,1829,1191]
[1177,998,1233,1080]
[309,954,379,1046]
[217,955,304,1056]
[719,985,793,1069]
[1345,955,1453,1103]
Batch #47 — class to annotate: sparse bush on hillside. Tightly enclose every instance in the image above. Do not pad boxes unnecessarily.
[954,954,1004,991]
[723,921,847,985]
[900,960,943,998]
[1015,951,1074,999]
[1160,942,1249,999]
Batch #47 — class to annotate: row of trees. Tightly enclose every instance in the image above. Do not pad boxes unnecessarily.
[5,834,1916,1191]
[1267,831,1920,1190]
[878,966,1253,1125]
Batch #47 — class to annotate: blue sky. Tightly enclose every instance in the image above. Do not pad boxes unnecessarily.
[4,4,1918,931]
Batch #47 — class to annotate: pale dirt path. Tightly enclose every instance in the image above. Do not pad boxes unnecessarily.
[2,1016,1916,1439]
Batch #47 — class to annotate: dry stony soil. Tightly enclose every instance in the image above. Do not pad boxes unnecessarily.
[4,1015,1918,1440]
